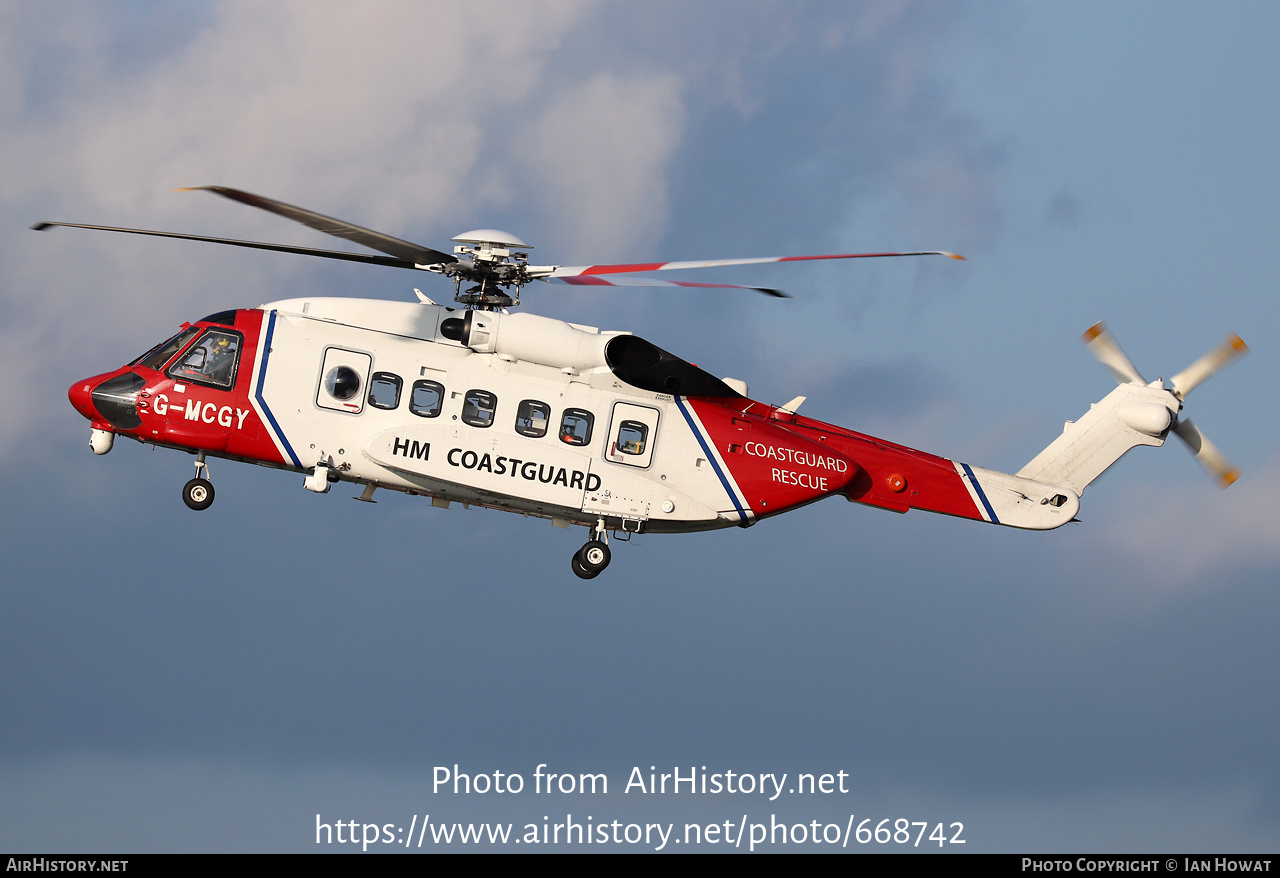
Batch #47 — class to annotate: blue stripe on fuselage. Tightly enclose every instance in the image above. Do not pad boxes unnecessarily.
[960,462,999,524]
[255,310,301,468]
[675,396,747,523]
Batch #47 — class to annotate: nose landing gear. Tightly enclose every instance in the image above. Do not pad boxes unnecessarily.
[571,520,612,579]
[182,452,215,511]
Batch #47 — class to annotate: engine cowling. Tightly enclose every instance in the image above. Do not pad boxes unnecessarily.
[440,310,625,372]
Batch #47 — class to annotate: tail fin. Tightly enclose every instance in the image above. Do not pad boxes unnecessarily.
[1017,380,1176,494]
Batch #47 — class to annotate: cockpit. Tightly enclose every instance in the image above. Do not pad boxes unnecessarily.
[74,312,246,433]
[131,311,243,389]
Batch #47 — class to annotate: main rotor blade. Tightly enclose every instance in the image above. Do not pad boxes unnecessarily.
[179,186,456,266]
[1169,333,1249,400]
[32,222,428,270]
[540,249,964,279]
[1081,322,1145,385]
[1173,417,1240,487]
[546,275,788,297]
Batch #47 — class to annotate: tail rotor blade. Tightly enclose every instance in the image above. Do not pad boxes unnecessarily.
[1169,333,1249,400]
[1081,322,1145,385]
[1173,417,1240,487]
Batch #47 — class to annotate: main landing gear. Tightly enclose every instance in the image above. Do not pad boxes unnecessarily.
[182,451,215,511]
[571,520,612,580]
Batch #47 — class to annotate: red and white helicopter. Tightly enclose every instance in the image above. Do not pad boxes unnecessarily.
[40,188,1247,578]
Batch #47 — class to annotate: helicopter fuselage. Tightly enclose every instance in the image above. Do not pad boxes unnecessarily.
[69,297,1085,542]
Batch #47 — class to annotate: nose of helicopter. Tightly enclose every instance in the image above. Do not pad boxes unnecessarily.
[69,369,132,422]
[68,377,96,420]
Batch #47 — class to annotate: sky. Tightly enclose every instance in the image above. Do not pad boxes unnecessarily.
[2,0,1279,853]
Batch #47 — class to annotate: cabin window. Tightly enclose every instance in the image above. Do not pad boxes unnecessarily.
[461,389,497,428]
[604,402,660,468]
[616,420,648,455]
[409,380,444,418]
[559,408,594,446]
[368,372,402,410]
[166,329,242,389]
[515,400,551,438]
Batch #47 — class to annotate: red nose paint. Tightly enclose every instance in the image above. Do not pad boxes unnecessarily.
[68,379,95,420]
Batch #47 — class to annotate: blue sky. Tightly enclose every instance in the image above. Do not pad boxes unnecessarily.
[2,1,1278,852]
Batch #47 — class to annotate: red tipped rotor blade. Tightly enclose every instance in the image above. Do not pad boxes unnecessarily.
[1170,333,1249,400]
[1081,322,1145,385]
[1173,417,1240,487]
[546,275,787,297]
[543,249,964,279]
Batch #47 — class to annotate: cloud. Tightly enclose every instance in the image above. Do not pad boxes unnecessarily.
[4,1,596,223]
[518,72,686,260]
[1089,452,1280,590]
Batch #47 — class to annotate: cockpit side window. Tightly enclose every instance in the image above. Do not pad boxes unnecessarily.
[166,329,243,390]
[135,326,201,371]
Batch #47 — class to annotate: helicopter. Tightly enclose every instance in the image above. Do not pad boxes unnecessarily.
[40,187,1248,578]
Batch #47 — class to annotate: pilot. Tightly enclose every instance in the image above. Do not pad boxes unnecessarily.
[206,335,237,386]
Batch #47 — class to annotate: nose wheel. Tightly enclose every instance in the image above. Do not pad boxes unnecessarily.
[571,522,612,579]
[183,478,215,510]
[182,452,215,511]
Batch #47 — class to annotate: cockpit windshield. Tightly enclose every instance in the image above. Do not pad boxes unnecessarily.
[133,326,201,371]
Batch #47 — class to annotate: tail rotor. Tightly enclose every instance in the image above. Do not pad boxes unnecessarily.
[1081,322,1247,488]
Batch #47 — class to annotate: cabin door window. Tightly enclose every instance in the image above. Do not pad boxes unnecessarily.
[605,402,660,468]
[316,347,373,414]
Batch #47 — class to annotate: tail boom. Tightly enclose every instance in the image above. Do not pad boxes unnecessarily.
[765,411,1081,530]
[685,397,1079,529]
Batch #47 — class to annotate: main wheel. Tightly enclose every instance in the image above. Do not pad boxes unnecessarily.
[580,539,611,573]
[571,553,599,580]
[182,477,215,511]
